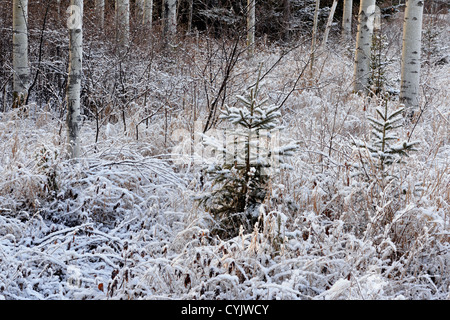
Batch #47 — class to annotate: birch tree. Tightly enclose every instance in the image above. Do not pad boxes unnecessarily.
[399,0,424,113]
[247,0,256,58]
[95,0,105,30]
[162,0,177,44]
[282,0,291,41]
[353,0,376,93]
[309,0,320,73]
[116,0,130,49]
[66,1,83,159]
[322,0,338,48]
[143,0,153,27]
[12,0,29,107]
[342,0,353,40]
[136,0,145,22]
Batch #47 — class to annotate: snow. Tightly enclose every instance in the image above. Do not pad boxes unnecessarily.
[0,8,449,300]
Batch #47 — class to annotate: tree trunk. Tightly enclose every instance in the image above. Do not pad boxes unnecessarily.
[136,0,144,22]
[353,0,375,93]
[187,0,193,33]
[12,0,29,105]
[143,0,153,27]
[282,0,291,42]
[116,0,130,49]
[322,0,338,48]
[310,0,320,73]
[163,0,177,45]
[400,0,424,113]
[95,0,105,30]
[342,0,353,41]
[66,0,83,159]
[247,0,256,58]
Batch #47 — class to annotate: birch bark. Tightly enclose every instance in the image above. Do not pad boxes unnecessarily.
[143,0,153,27]
[163,0,177,44]
[353,0,376,93]
[342,0,353,40]
[310,0,320,73]
[399,0,424,112]
[12,0,29,103]
[247,0,256,58]
[66,0,83,159]
[322,0,338,48]
[116,0,130,49]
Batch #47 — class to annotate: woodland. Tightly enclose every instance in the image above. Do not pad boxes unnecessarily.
[0,0,448,300]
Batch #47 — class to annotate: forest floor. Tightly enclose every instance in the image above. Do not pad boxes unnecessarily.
[0,17,449,300]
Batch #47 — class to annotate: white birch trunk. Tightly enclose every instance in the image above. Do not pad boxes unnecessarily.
[12,0,29,101]
[66,0,83,159]
[342,0,353,40]
[116,0,130,49]
[310,0,320,72]
[399,0,424,112]
[163,0,177,43]
[143,0,153,27]
[353,0,375,93]
[322,0,338,48]
[95,0,105,30]
[247,0,256,58]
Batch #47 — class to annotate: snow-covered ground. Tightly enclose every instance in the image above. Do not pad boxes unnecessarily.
[0,16,449,300]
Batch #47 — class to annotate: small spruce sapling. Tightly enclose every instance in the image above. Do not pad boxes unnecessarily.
[198,78,297,238]
[353,99,419,187]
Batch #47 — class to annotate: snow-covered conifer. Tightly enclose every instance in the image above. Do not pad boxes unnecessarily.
[198,76,297,238]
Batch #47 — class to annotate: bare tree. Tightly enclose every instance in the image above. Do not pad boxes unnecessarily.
[136,0,145,22]
[310,0,320,73]
[95,0,105,30]
[342,0,353,41]
[400,0,424,114]
[143,0,153,27]
[12,0,29,107]
[162,0,177,45]
[247,0,256,58]
[353,0,375,93]
[116,0,130,49]
[322,0,338,48]
[66,0,83,159]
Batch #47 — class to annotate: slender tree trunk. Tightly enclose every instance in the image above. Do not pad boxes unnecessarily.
[353,0,375,93]
[136,0,144,22]
[12,0,29,106]
[400,0,424,113]
[247,0,256,58]
[322,0,338,48]
[342,0,353,41]
[282,0,291,42]
[310,0,320,73]
[95,0,105,30]
[163,0,177,45]
[187,0,193,33]
[116,0,130,49]
[143,0,153,27]
[66,0,83,159]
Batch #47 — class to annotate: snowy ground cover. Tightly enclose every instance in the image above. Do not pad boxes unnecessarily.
[0,15,449,300]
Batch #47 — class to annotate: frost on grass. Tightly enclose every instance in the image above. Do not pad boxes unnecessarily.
[0,24,449,300]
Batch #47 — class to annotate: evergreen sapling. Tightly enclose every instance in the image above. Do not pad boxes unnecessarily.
[198,81,297,238]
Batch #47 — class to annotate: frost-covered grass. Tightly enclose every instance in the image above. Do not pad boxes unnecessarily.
[0,17,449,300]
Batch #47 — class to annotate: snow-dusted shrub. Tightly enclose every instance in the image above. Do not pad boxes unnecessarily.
[197,80,297,239]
